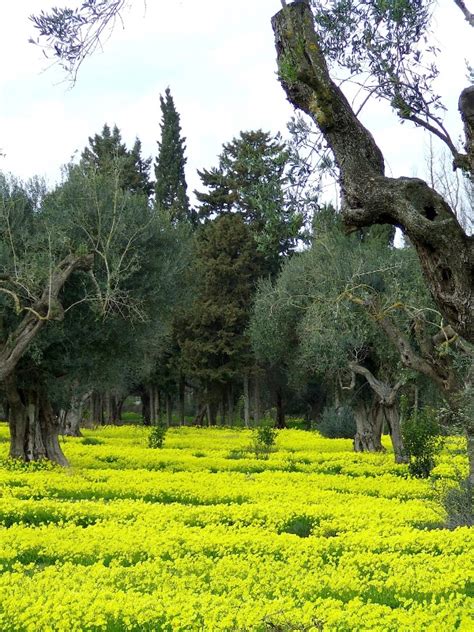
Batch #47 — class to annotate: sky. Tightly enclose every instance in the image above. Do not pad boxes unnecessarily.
[0,0,472,203]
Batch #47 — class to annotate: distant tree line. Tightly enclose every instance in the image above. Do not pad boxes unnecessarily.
[0,85,472,481]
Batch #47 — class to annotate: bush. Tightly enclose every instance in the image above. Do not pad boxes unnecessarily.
[316,405,356,439]
[401,403,443,478]
[252,423,278,459]
[148,424,167,449]
[81,437,103,446]
[280,514,315,538]
[443,479,473,529]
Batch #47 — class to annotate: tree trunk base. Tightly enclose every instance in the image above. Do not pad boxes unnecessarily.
[6,376,69,466]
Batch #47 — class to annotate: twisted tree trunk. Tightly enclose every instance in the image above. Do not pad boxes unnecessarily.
[6,374,68,466]
[353,396,384,454]
[272,3,473,342]
[349,363,407,463]
[0,253,93,383]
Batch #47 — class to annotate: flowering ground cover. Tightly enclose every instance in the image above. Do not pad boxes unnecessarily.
[0,424,472,631]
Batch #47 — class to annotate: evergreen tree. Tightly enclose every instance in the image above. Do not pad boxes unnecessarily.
[154,88,192,223]
[81,123,152,196]
[177,214,261,422]
[196,130,303,276]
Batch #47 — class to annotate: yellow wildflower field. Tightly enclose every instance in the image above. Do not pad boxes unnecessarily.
[0,425,472,631]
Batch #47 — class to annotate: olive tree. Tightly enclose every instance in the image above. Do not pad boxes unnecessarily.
[0,160,184,464]
[272,1,473,343]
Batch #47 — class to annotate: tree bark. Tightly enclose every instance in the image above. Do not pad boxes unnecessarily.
[60,392,90,437]
[178,374,185,426]
[5,375,68,466]
[353,396,384,454]
[0,253,94,382]
[227,384,234,426]
[349,363,407,462]
[378,402,406,464]
[193,404,206,426]
[272,4,474,342]
[166,394,173,427]
[141,389,151,426]
[253,371,261,425]
[91,391,103,426]
[220,392,226,426]
[243,373,250,428]
[275,386,286,429]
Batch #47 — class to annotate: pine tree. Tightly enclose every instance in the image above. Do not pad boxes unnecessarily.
[196,130,302,276]
[81,123,152,196]
[154,88,192,223]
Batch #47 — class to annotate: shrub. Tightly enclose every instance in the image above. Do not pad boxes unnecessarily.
[316,405,356,439]
[401,403,443,478]
[443,479,473,529]
[81,437,103,446]
[280,514,315,538]
[148,424,168,449]
[252,423,278,460]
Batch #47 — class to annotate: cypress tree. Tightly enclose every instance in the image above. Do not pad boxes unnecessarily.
[154,88,192,223]
[177,214,261,419]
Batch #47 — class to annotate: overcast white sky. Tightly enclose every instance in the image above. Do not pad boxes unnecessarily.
[0,0,472,201]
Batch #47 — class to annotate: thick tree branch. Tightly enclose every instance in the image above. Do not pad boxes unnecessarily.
[272,2,474,342]
[0,253,93,382]
[349,362,401,406]
[377,315,459,401]
[459,85,474,174]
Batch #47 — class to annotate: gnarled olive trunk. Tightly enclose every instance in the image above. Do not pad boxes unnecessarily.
[5,375,68,466]
[375,402,407,464]
[272,4,473,342]
[349,363,407,462]
[353,397,384,453]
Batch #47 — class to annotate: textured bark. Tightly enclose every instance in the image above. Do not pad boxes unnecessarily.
[377,317,462,405]
[193,404,206,426]
[275,386,286,429]
[377,402,406,464]
[61,408,82,437]
[0,253,93,382]
[459,86,474,174]
[149,387,161,425]
[6,375,68,466]
[349,363,407,463]
[272,4,473,342]
[353,397,384,453]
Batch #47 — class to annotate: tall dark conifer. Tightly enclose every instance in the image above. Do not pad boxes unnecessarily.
[154,88,192,223]
[81,123,152,196]
[195,130,302,277]
[177,214,261,422]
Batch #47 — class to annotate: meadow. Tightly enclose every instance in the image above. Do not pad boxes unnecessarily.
[0,424,472,631]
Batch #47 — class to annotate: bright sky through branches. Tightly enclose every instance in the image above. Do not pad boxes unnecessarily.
[0,1,471,199]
